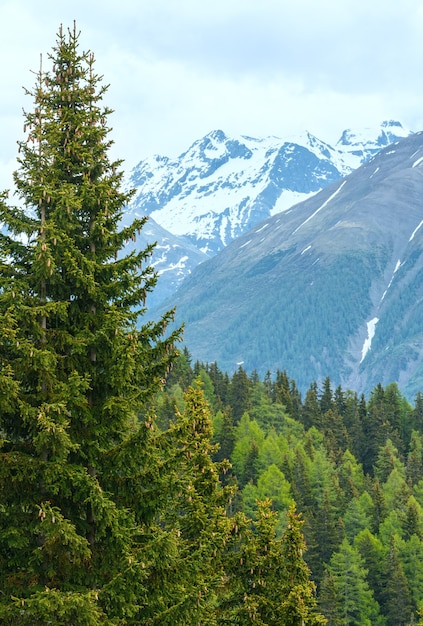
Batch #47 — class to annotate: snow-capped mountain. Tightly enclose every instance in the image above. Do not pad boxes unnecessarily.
[126,121,412,307]
[119,209,209,310]
[336,119,410,162]
[164,130,423,399]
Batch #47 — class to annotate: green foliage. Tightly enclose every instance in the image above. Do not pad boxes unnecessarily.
[242,464,291,523]
[0,588,107,626]
[320,538,382,626]
[0,24,181,623]
[136,382,236,624]
[343,492,374,542]
[278,502,327,626]
[400,534,423,613]
[354,528,386,612]
[4,35,423,620]
[220,500,326,625]
[153,355,423,623]
[383,537,413,626]
[231,413,264,488]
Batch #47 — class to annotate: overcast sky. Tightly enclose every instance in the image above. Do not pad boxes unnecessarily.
[2,0,423,189]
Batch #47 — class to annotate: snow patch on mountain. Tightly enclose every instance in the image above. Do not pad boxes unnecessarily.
[381,259,402,302]
[337,120,410,166]
[293,180,347,234]
[127,121,411,254]
[360,317,379,363]
[410,220,423,241]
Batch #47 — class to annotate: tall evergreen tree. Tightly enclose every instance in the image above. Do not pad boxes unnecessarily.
[273,369,293,415]
[301,382,321,430]
[138,382,235,625]
[289,378,303,422]
[278,501,327,625]
[0,24,181,624]
[339,391,365,462]
[319,376,335,415]
[383,536,413,626]
[354,528,386,614]
[362,384,389,474]
[413,392,423,433]
[319,538,382,626]
[220,500,326,625]
[230,365,252,424]
[406,431,423,486]
[400,533,423,614]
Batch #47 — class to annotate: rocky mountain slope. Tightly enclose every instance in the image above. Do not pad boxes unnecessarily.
[162,131,423,399]
[126,121,410,306]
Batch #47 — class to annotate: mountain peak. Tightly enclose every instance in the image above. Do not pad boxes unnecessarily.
[128,122,412,257]
[336,120,410,148]
[167,131,423,399]
[125,122,414,312]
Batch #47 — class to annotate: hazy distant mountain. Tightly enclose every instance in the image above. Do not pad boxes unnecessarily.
[126,121,411,306]
[163,131,423,399]
[119,209,208,310]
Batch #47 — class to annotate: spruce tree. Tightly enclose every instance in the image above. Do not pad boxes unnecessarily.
[320,538,383,626]
[0,24,180,624]
[383,536,413,626]
[278,501,327,626]
[137,382,235,625]
[220,500,326,625]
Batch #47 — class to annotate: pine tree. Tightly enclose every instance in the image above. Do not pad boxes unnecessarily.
[362,384,389,474]
[383,536,413,626]
[319,572,342,626]
[220,500,326,625]
[138,382,235,624]
[289,378,303,422]
[406,431,423,486]
[319,376,334,415]
[301,382,321,430]
[343,493,373,542]
[273,369,293,415]
[374,439,404,484]
[320,538,382,626]
[354,528,386,615]
[413,392,423,432]
[230,365,252,424]
[0,24,181,624]
[341,390,365,462]
[400,533,423,615]
[278,501,327,625]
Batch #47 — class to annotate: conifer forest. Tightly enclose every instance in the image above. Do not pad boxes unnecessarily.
[1,23,423,626]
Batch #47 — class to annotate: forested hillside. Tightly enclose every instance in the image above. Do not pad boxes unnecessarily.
[2,21,423,626]
[156,350,423,625]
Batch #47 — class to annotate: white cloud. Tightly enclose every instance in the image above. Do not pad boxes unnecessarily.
[1,0,423,189]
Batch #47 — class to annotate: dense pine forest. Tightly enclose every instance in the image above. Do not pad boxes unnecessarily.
[1,21,423,626]
[157,354,423,625]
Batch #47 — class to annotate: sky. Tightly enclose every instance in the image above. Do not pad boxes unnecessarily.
[2,0,423,190]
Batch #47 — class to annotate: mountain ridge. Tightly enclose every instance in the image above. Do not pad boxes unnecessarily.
[125,120,411,307]
[162,131,423,399]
